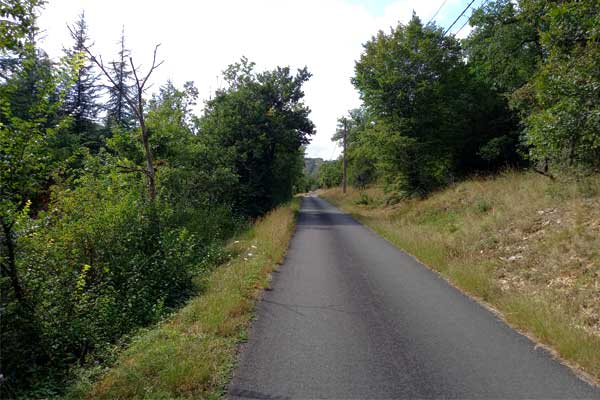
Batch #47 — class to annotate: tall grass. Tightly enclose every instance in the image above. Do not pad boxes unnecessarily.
[321,171,600,383]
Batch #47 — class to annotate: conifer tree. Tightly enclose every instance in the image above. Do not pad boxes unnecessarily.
[62,11,102,150]
[106,26,134,130]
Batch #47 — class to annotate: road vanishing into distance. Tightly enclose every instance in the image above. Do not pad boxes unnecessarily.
[229,196,599,399]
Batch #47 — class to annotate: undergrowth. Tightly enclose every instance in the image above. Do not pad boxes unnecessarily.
[63,199,300,399]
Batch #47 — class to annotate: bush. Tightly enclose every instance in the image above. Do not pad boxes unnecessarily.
[1,159,240,396]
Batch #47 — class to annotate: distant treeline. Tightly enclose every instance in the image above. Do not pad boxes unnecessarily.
[319,1,600,195]
[0,2,313,397]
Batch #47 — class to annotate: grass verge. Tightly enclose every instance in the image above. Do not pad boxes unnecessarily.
[320,171,600,384]
[66,199,300,399]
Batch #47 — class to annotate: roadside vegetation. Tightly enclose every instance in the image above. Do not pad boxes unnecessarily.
[315,2,600,380]
[65,199,299,399]
[1,2,312,397]
[321,172,600,382]
[322,1,599,194]
[3,0,599,396]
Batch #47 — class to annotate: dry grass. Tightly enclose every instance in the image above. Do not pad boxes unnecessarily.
[69,199,300,400]
[321,171,600,382]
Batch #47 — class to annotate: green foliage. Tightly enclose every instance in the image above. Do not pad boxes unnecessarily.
[517,0,600,169]
[465,0,600,172]
[61,12,103,153]
[333,108,378,189]
[297,157,322,192]
[199,58,315,216]
[352,14,518,196]
[303,157,324,179]
[1,38,315,398]
[464,0,541,93]
[105,27,135,130]
[354,192,374,206]
[318,160,342,188]
[0,0,44,70]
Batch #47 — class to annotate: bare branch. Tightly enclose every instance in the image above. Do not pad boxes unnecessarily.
[140,44,164,90]
[130,56,141,91]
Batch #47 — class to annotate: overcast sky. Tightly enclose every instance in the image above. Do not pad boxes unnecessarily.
[38,0,480,160]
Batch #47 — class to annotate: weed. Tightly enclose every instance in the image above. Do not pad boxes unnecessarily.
[354,192,372,206]
[475,198,492,213]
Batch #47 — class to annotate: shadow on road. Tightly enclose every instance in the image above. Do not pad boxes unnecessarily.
[296,198,360,227]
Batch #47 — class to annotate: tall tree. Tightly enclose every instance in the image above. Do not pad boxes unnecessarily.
[463,0,542,94]
[354,15,470,194]
[200,58,315,216]
[105,26,134,130]
[0,6,76,391]
[466,0,600,172]
[462,0,541,172]
[0,2,64,309]
[515,0,600,170]
[62,11,102,150]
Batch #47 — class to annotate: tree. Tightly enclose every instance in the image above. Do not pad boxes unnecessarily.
[141,80,238,210]
[515,0,600,170]
[462,0,542,172]
[332,108,377,188]
[0,15,76,392]
[62,11,102,151]
[353,15,476,195]
[0,0,45,79]
[463,0,541,94]
[318,160,342,188]
[82,42,164,201]
[464,0,600,173]
[199,58,315,216]
[105,26,134,130]
[0,11,70,308]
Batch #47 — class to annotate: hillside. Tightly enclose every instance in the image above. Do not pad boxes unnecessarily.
[304,157,324,178]
[321,171,600,382]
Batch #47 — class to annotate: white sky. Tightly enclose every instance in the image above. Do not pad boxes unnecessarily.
[38,0,477,159]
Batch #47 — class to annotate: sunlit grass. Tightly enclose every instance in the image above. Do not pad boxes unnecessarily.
[67,199,300,399]
[321,171,600,382]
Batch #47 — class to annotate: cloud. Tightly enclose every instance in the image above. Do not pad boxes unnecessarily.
[38,0,462,160]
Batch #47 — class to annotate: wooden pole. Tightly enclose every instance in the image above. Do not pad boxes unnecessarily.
[342,118,347,194]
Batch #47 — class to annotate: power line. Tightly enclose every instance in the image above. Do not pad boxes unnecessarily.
[427,0,449,25]
[454,16,471,36]
[444,0,478,35]
[453,0,490,36]
[328,142,338,161]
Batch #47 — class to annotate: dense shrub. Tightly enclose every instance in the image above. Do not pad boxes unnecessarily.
[1,64,310,397]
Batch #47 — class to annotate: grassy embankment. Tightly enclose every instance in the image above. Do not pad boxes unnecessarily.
[321,171,600,383]
[66,199,300,399]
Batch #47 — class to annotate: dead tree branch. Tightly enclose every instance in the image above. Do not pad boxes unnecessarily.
[70,23,163,202]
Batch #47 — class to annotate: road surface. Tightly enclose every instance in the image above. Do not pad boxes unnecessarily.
[229,196,599,399]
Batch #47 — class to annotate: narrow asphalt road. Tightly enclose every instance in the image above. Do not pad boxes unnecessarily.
[229,196,599,399]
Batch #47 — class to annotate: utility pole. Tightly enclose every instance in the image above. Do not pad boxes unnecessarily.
[342,118,347,194]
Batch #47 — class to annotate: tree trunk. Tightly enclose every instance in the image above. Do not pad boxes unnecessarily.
[1,219,26,304]
[138,117,156,201]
